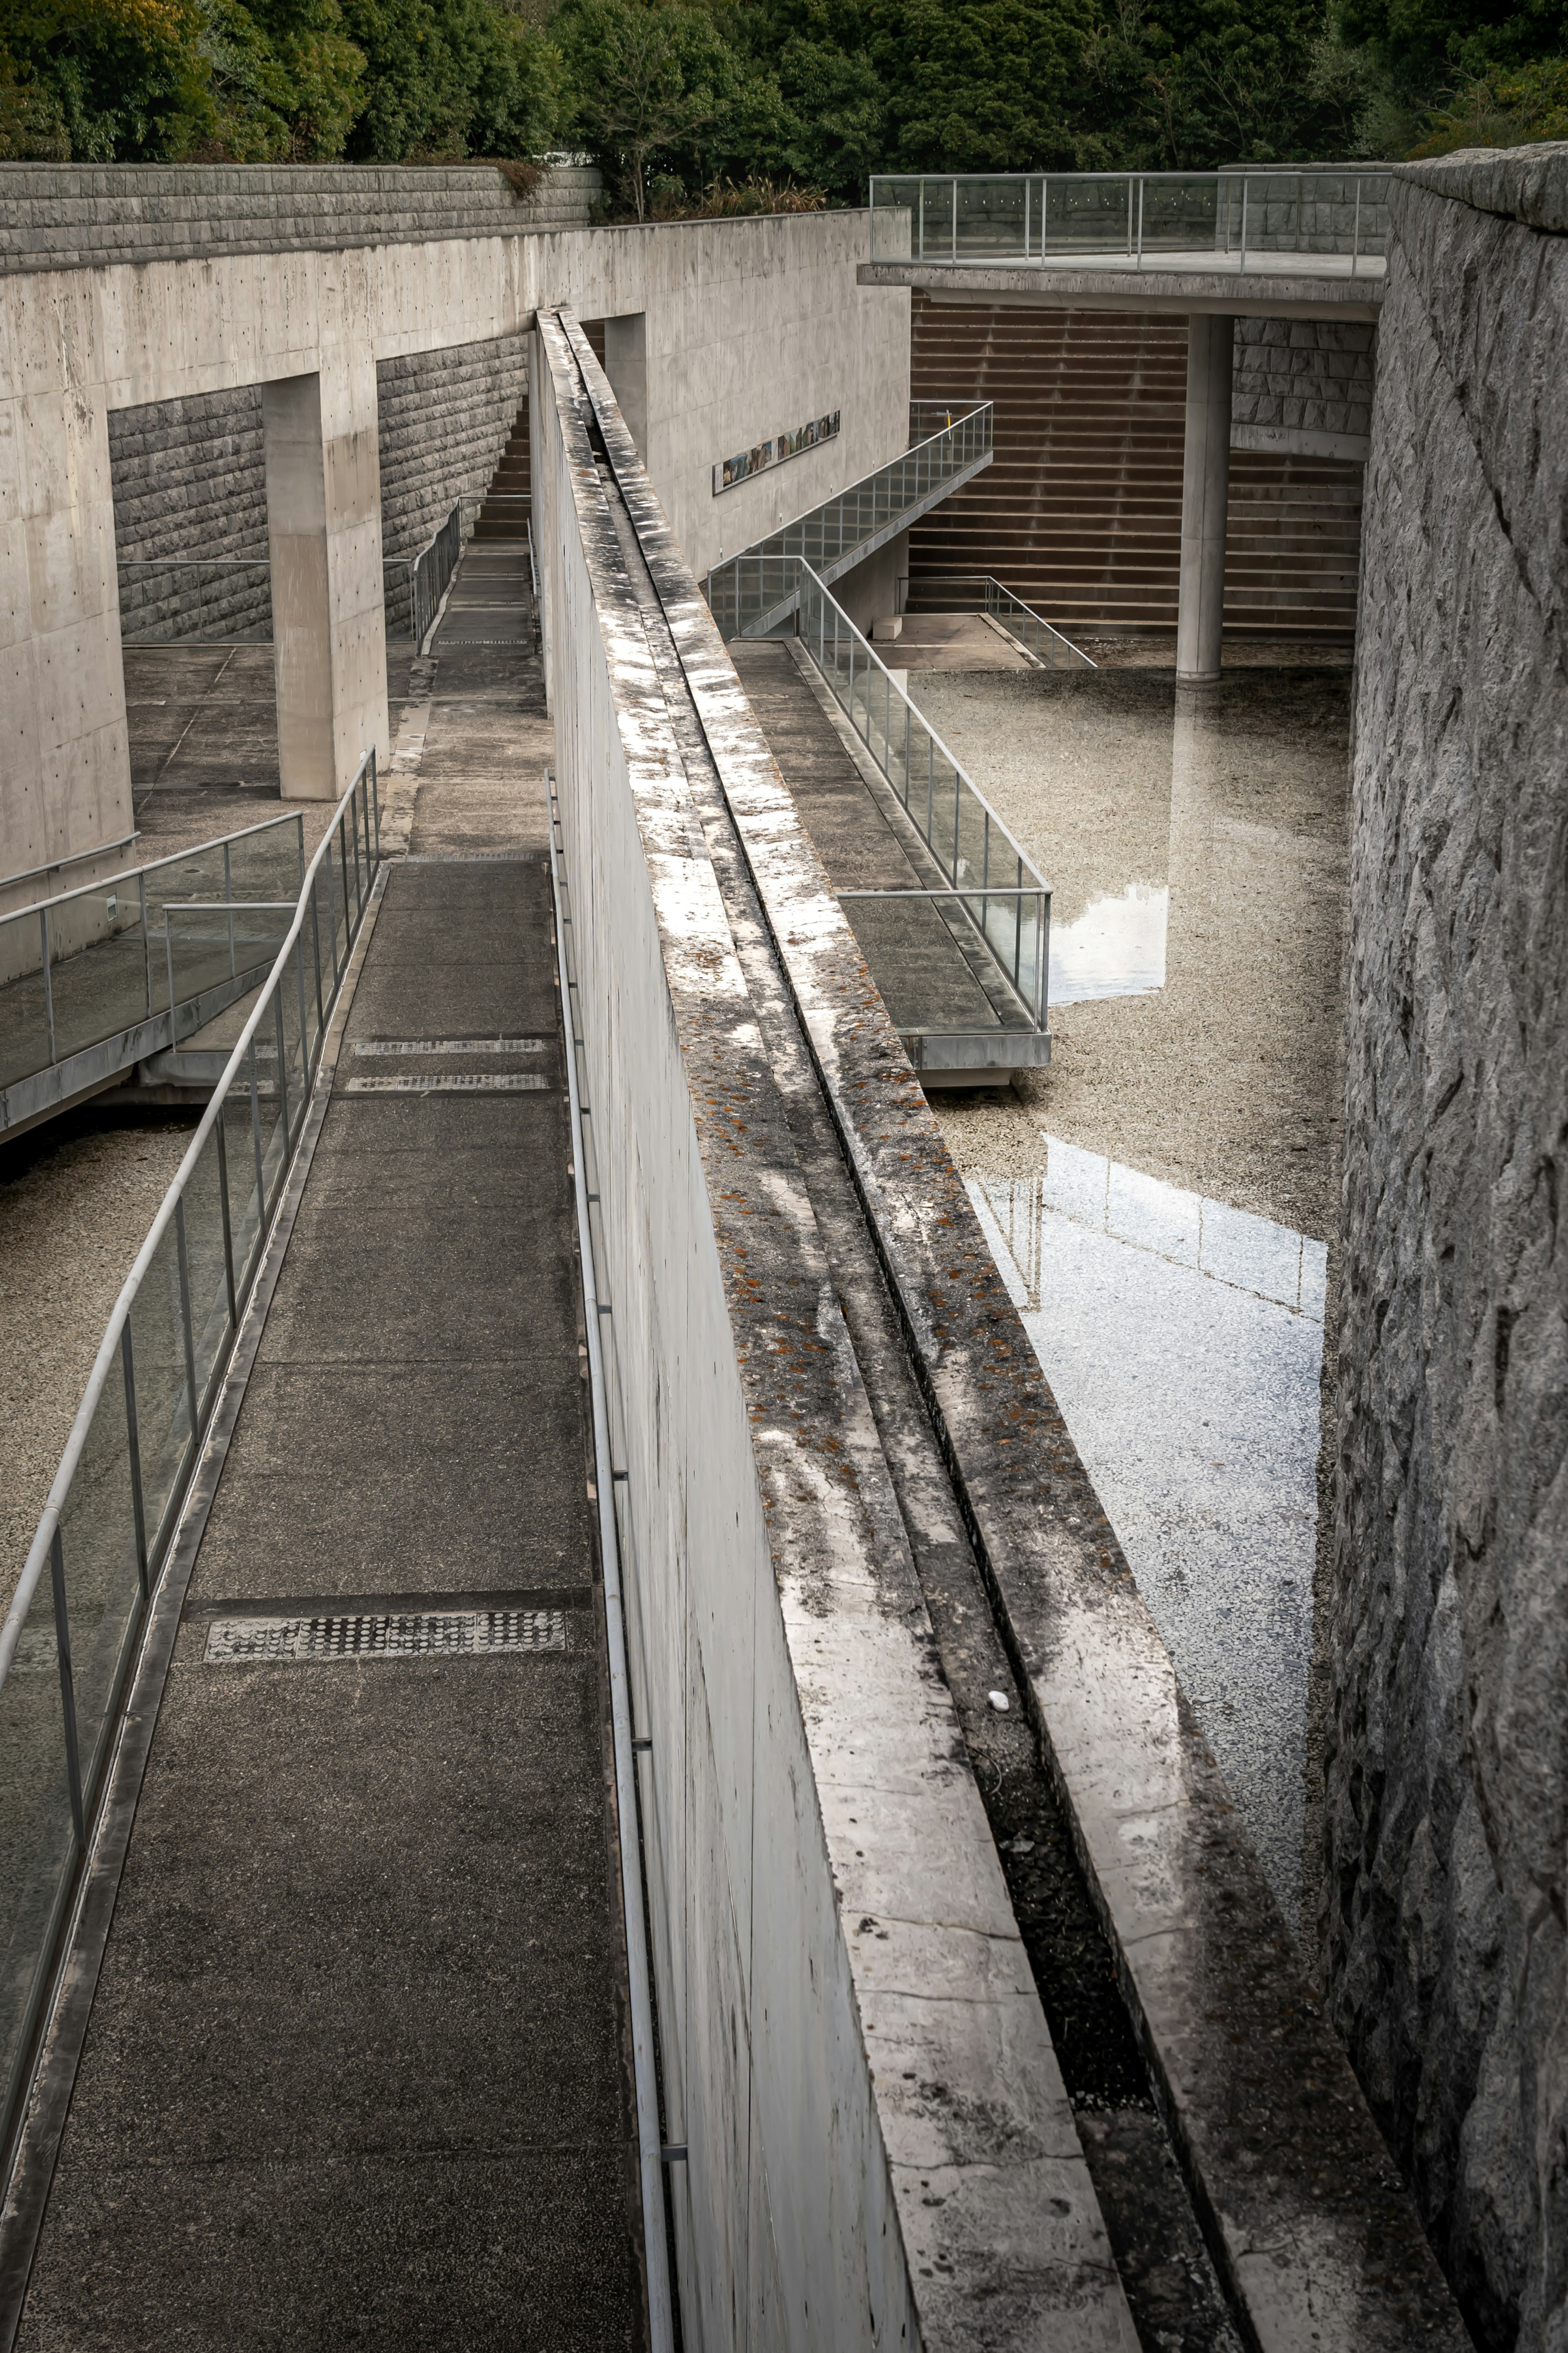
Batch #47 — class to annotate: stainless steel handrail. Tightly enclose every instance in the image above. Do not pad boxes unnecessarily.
[0,748,380,2165]
[704,401,994,639]
[908,572,1098,670]
[792,557,1051,1035]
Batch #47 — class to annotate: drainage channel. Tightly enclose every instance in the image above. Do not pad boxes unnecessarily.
[580,390,1243,2353]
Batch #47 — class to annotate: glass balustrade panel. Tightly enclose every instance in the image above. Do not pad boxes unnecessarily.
[56,1367,144,1802]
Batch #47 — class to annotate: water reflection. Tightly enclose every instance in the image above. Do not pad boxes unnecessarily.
[970,1135,1326,1925]
[1049,882,1168,1003]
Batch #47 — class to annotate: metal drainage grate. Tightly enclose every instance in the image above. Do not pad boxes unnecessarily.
[352,1037,543,1057]
[204,1609,567,1664]
[344,1073,548,1094]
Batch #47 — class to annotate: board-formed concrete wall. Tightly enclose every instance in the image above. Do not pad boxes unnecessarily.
[1325,143,1568,2353]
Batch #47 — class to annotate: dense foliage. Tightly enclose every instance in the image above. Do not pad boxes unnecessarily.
[2,0,1565,181]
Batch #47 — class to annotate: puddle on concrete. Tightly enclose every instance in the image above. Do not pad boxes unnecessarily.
[1050,881,1169,1002]
[971,1135,1325,1926]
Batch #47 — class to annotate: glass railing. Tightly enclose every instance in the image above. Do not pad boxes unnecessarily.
[706,402,993,638]
[794,561,1049,1038]
[907,573,1098,671]
[0,750,380,2166]
[121,501,467,648]
[0,815,305,1117]
[870,170,1390,276]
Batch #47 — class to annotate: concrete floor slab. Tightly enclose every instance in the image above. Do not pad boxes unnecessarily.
[17,553,646,2349]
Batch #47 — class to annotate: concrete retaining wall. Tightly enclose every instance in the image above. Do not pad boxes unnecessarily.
[108,334,529,643]
[1325,143,1568,2353]
[535,306,1138,2353]
[1,196,908,864]
[0,160,601,274]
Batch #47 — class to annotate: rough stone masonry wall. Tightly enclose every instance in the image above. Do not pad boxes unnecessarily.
[1324,143,1568,2353]
[109,335,526,643]
[1232,318,1376,457]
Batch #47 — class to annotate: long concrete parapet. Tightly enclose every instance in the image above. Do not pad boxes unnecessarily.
[538,303,1471,2348]
[0,160,602,275]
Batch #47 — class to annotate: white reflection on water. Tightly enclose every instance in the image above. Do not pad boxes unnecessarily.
[969,1137,1327,1927]
[1049,883,1168,1003]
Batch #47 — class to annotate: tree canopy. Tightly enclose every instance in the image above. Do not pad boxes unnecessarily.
[2,0,1565,186]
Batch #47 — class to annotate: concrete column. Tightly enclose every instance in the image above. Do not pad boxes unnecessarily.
[1176,314,1234,684]
[602,313,648,456]
[0,360,134,911]
[262,361,389,802]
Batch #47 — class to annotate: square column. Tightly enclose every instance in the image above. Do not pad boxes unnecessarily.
[262,364,390,801]
[1176,315,1234,684]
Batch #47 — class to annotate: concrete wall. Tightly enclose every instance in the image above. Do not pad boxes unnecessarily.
[535,306,1136,2353]
[1231,319,1376,459]
[1325,143,1568,2353]
[0,192,908,869]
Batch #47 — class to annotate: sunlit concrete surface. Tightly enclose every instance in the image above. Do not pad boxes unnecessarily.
[972,1140,1326,1919]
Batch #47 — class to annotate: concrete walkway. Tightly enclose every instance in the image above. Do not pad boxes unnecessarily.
[729,637,1030,1043]
[15,597,647,2348]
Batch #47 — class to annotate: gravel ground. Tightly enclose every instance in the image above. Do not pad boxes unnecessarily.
[913,662,1352,1244]
[0,1108,200,1613]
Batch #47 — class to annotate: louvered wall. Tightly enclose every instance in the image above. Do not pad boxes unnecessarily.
[908,294,1362,641]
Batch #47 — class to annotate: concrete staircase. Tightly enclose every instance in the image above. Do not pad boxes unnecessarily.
[907,293,1361,642]
[473,321,606,541]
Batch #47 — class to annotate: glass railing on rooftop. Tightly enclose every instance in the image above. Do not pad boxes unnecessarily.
[706,401,993,638]
[871,169,1390,276]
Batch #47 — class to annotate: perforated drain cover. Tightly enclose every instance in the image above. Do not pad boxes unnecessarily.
[352,1037,543,1057]
[204,1609,567,1664]
[345,1073,548,1094]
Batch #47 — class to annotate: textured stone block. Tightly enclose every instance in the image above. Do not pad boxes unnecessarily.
[1327,161,1568,2353]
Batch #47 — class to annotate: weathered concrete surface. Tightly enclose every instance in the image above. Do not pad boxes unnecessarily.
[575,314,1468,2353]
[537,307,1138,2353]
[1,200,906,864]
[1324,151,1568,2353]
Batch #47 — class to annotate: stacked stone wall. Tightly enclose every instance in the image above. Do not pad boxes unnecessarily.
[1232,318,1376,457]
[1325,143,1568,2353]
[109,335,526,644]
[0,161,600,275]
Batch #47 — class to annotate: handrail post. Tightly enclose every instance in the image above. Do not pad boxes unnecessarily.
[1240,175,1250,270]
[174,1195,200,1447]
[50,1530,85,1849]
[214,1115,238,1333]
[40,909,56,1066]
[120,1323,148,1595]
[1351,179,1362,276]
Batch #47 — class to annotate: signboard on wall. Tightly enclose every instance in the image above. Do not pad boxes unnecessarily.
[714,410,840,495]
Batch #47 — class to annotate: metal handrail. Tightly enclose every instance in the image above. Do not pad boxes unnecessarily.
[0,813,305,1121]
[869,168,1391,277]
[910,573,1098,671]
[791,556,1051,1034]
[0,748,380,2162]
[704,401,994,639]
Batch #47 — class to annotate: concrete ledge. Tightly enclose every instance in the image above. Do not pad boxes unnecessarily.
[860,259,1385,322]
[540,306,1139,2351]
[1394,140,1568,234]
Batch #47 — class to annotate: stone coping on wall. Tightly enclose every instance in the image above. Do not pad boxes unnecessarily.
[1394,139,1568,234]
[0,161,602,274]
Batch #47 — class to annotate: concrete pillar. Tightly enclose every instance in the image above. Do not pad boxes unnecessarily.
[0,357,134,912]
[1176,315,1234,685]
[603,314,648,457]
[261,363,389,801]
